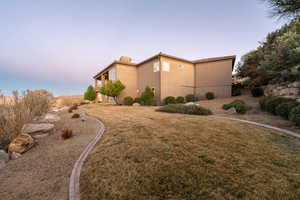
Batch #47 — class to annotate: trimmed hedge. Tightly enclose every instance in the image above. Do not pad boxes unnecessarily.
[265,97,294,115]
[175,96,185,104]
[276,101,299,119]
[156,104,212,115]
[164,96,176,105]
[251,87,264,97]
[206,92,215,100]
[289,105,300,127]
[185,94,195,103]
[123,96,134,105]
[222,100,245,110]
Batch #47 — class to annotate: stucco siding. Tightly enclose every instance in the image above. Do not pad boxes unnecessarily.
[195,59,232,99]
[160,56,194,100]
[137,58,160,104]
[116,64,138,103]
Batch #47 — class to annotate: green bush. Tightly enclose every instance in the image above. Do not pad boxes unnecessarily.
[163,96,176,105]
[222,100,245,110]
[157,104,212,115]
[259,96,275,110]
[141,86,155,106]
[251,87,264,97]
[205,92,215,100]
[185,94,195,102]
[265,97,294,115]
[134,97,143,104]
[289,105,300,127]
[123,96,134,105]
[276,101,299,119]
[175,96,185,104]
[235,104,247,114]
[232,88,242,96]
[84,85,97,101]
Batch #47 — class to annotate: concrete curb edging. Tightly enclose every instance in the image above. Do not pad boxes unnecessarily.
[214,116,300,139]
[69,115,106,200]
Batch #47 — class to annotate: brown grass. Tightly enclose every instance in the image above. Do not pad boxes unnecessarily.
[0,90,52,149]
[55,95,83,107]
[80,105,300,200]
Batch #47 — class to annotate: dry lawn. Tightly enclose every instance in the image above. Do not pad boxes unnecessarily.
[81,105,300,200]
[197,92,300,134]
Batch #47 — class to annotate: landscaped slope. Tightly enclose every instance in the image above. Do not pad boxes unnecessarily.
[81,105,300,200]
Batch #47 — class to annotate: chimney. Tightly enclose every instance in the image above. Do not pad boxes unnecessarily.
[119,56,132,63]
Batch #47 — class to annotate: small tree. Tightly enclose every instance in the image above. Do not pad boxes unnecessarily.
[141,86,155,106]
[84,85,97,101]
[99,80,125,104]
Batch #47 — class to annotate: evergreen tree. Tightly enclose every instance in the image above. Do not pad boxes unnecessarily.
[84,85,97,101]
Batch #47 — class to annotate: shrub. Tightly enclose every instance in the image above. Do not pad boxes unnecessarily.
[123,96,134,105]
[205,92,215,100]
[251,87,264,97]
[265,97,294,115]
[185,94,195,102]
[84,85,97,101]
[61,128,73,140]
[222,100,245,110]
[276,101,299,119]
[134,97,143,104]
[175,96,185,104]
[232,83,242,96]
[0,90,52,150]
[289,105,300,127]
[68,103,78,113]
[141,86,155,106]
[79,101,89,105]
[235,103,247,114]
[163,96,176,105]
[259,96,275,110]
[157,104,212,115]
[71,113,80,119]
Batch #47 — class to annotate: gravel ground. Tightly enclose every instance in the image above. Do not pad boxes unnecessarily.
[0,110,101,200]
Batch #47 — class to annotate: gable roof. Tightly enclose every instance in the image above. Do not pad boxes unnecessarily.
[94,52,236,79]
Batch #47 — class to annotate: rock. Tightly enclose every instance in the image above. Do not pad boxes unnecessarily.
[185,102,195,105]
[22,123,54,138]
[132,103,141,106]
[42,113,61,123]
[52,106,69,112]
[291,82,300,88]
[10,152,22,160]
[0,150,9,169]
[225,107,237,115]
[8,134,35,154]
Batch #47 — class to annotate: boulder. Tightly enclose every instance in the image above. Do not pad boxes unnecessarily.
[185,102,195,106]
[8,134,35,154]
[225,107,237,115]
[132,103,141,106]
[42,113,61,123]
[22,123,54,138]
[0,150,9,169]
[10,152,22,160]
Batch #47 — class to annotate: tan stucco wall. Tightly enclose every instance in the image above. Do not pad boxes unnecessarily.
[116,64,138,103]
[160,56,194,101]
[137,58,161,104]
[195,59,232,99]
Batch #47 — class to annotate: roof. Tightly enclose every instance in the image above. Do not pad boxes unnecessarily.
[94,52,236,79]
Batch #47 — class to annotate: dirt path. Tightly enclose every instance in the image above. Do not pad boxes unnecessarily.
[0,110,101,200]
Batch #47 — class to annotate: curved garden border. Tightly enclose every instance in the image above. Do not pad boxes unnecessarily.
[214,116,300,139]
[69,114,106,200]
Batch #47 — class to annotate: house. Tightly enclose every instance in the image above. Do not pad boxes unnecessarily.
[93,52,236,105]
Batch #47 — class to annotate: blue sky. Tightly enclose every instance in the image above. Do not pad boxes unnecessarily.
[0,0,286,96]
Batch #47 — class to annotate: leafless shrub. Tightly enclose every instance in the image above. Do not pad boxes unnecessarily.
[0,90,53,149]
[61,128,73,140]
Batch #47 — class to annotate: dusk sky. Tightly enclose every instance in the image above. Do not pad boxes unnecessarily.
[0,0,286,96]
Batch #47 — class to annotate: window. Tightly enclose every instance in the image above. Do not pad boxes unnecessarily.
[153,62,160,72]
[162,62,170,72]
[108,67,116,80]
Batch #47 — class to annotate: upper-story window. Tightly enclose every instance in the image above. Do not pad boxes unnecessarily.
[153,62,160,72]
[109,67,116,80]
[162,62,170,72]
